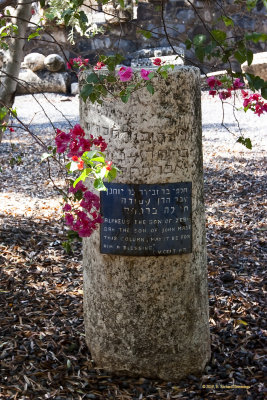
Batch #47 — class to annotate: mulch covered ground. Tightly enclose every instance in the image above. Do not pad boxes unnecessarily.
[0,93,266,399]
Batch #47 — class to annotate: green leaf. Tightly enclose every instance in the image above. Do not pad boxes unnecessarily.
[253,76,265,90]
[65,162,71,171]
[234,50,247,64]
[246,49,253,66]
[245,32,267,43]
[91,156,105,163]
[261,86,267,100]
[211,29,227,43]
[106,75,117,83]
[193,34,206,46]
[45,12,55,21]
[146,82,154,95]
[245,0,257,11]
[107,166,117,182]
[94,178,107,191]
[82,150,97,162]
[159,70,168,79]
[237,137,252,149]
[222,16,234,27]
[89,92,97,103]
[137,29,152,39]
[236,319,248,326]
[80,84,93,102]
[195,46,205,63]
[120,93,130,103]
[185,39,192,49]
[78,10,88,24]
[0,107,8,120]
[73,168,91,187]
[28,30,41,41]
[86,73,99,84]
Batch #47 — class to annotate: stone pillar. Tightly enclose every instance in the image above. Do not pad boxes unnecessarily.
[80,66,210,381]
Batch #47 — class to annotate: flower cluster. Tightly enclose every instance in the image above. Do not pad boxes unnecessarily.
[118,66,153,82]
[241,90,267,117]
[207,75,267,116]
[63,182,102,237]
[207,76,244,100]
[94,61,105,70]
[55,124,107,158]
[67,56,89,70]
[55,125,111,238]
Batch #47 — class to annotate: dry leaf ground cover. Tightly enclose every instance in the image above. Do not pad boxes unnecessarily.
[0,92,266,399]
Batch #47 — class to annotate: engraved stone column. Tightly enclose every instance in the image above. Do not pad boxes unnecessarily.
[80,66,210,381]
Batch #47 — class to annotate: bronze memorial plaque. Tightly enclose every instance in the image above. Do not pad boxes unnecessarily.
[100,182,192,256]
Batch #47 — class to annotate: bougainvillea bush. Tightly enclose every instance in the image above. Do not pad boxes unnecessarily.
[52,123,117,250]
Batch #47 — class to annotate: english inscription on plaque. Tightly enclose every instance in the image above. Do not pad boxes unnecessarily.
[100,182,192,256]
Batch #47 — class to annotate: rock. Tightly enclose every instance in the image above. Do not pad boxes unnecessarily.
[22,53,45,72]
[242,52,267,82]
[81,66,210,381]
[71,82,79,95]
[44,54,65,72]
[17,69,70,94]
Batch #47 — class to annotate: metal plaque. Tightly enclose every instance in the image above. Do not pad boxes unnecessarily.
[100,182,192,256]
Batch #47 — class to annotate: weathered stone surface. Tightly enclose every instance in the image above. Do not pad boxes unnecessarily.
[22,53,45,72]
[130,46,184,59]
[81,66,210,381]
[17,69,70,94]
[44,54,65,72]
[242,52,267,82]
[131,54,184,67]
[71,82,79,95]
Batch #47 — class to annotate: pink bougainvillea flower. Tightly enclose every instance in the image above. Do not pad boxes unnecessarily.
[55,129,70,153]
[118,66,133,82]
[93,136,107,152]
[207,76,222,89]
[63,203,72,212]
[69,181,87,194]
[255,104,264,116]
[241,89,249,98]
[9,127,15,132]
[94,61,105,70]
[67,58,74,70]
[209,90,217,97]
[153,58,162,66]
[72,155,79,162]
[251,93,261,101]
[243,98,250,108]
[219,90,232,100]
[140,69,151,80]
[71,124,85,138]
[233,78,244,89]
[65,213,74,227]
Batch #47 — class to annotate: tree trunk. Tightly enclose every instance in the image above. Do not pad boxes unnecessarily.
[0,0,32,143]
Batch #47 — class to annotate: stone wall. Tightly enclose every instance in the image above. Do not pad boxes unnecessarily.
[24,0,267,73]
